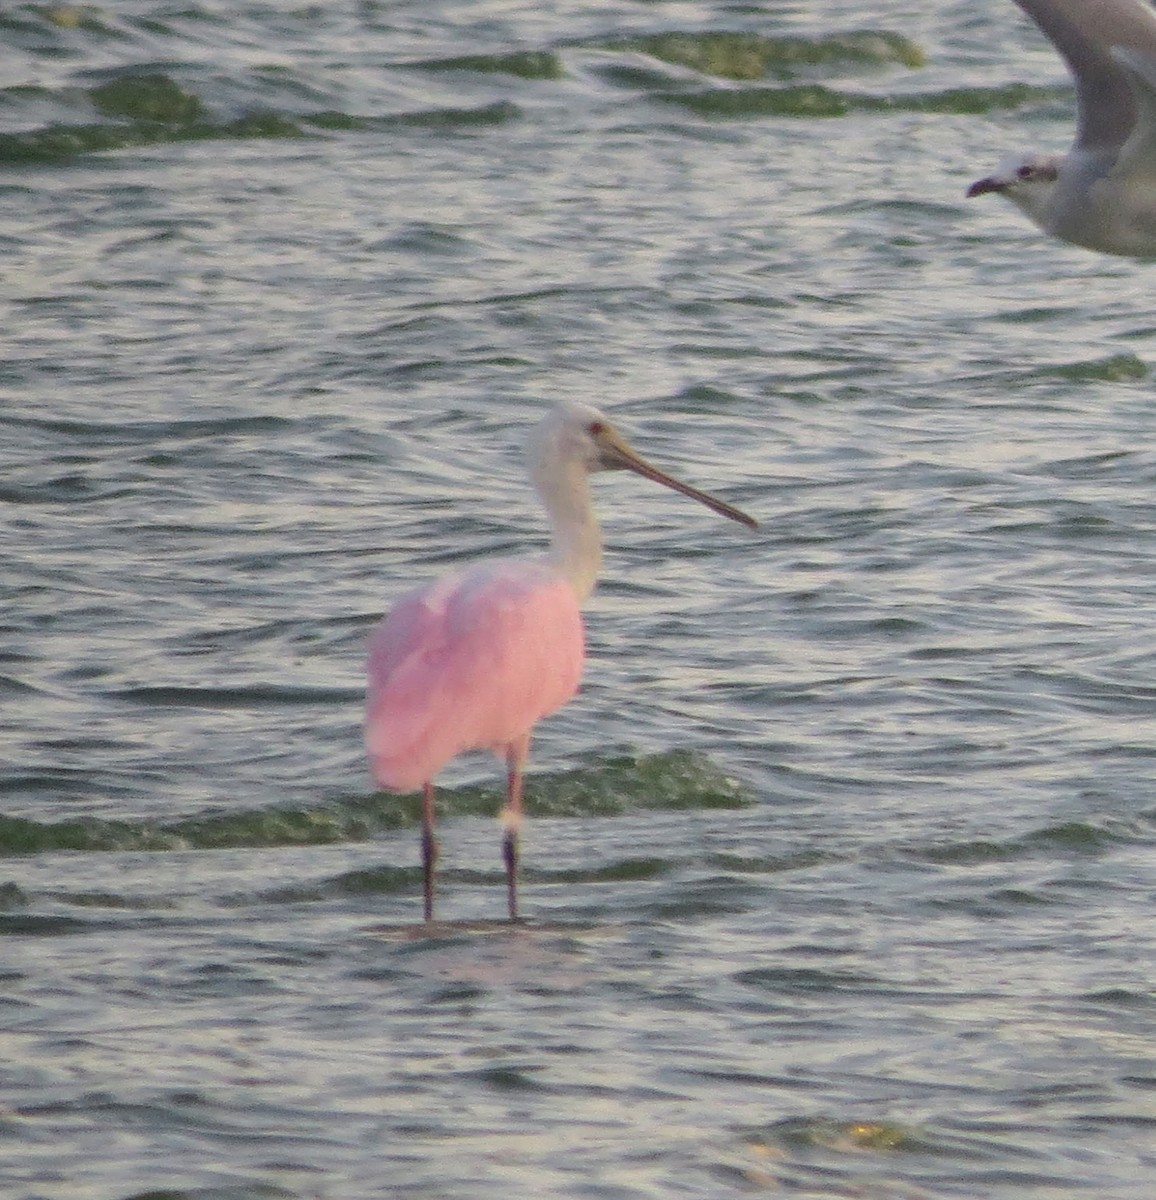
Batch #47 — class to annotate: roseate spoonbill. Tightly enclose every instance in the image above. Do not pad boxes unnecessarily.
[365,402,757,922]
[966,0,1156,255]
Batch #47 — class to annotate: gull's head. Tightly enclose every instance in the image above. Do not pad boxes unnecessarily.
[967,152,1060,222]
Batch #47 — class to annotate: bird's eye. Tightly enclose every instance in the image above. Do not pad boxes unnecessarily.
[588,421,605,435]
[1017,164,1034,179]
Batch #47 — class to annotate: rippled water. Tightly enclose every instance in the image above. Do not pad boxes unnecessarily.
[3,2,1156,1197]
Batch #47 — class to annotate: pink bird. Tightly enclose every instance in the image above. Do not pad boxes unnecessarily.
[365,402,757,922]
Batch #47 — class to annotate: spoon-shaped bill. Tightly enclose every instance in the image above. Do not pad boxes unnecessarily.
[595,426,758,529]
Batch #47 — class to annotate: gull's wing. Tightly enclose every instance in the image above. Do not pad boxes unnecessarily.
[1108,46,1156,173]
[1014,0,1156,150]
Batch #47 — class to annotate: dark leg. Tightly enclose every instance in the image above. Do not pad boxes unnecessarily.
[421,781,437,922]
[501,741,527,921]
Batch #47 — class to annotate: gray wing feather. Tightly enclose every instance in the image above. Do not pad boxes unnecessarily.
[1014,0,1156,149]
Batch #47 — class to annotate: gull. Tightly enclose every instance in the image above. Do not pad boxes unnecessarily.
[365,403,757,922]
[967,0,1156,255]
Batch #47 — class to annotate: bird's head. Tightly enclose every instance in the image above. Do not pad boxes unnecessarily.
[967,152,1060,221]
[529,402,757,528]
[530,401,623,475]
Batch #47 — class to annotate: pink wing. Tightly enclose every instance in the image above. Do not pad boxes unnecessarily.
[365,558,585,792]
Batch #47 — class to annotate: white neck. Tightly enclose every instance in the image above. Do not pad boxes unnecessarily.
[533,455,602,602]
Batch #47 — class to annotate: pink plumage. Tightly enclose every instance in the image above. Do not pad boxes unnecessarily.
[366,559,584,793]
[364,402,756,923]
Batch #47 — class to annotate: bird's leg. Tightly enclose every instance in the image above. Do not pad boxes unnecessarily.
[501,739,529,921]
[421,781,437,922]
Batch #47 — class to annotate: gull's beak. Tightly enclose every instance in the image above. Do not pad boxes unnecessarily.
[966,176,1006,198]
[593,425,758,529]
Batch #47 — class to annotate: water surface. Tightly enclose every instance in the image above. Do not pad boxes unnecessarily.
[3,2,1155,1197]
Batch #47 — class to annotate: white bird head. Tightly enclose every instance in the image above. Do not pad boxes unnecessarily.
[967,152,1062,225]
[528,402,757,529]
